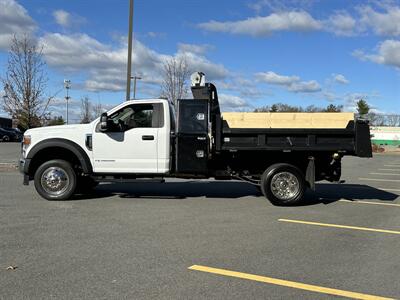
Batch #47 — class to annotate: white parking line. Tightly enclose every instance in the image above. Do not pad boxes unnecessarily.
[379,169,400,172]
[359,178,400,182]
[369,172,400,176]
[384,165,400,167]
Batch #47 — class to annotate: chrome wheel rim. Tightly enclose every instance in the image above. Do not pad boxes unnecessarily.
[270,172,300,200]
[40,167,70,196]
[3,135,9,142]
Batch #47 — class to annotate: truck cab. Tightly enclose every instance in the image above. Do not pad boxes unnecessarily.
[92,99,171,174]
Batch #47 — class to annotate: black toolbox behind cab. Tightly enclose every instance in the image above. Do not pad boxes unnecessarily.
[175,99,209,174]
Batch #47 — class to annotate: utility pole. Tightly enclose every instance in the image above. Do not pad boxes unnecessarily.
[64,79,71,124]
[126,0,134,101]
[132,76,142,99]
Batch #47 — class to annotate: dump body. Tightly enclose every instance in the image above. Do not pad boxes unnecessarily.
[221,119,372,157]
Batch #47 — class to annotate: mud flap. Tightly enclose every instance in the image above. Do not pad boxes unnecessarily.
[306,156,315,190]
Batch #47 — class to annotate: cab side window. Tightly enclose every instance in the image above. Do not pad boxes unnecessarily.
[108,103,163,132]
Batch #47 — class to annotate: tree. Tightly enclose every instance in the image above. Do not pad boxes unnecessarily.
[270,104,278,112]
[324,104,343,112]
[80,96,92,124]
[47,116,65,126]
[93,102,104,119]
[386,115,400,127]
[356,99,370,116]
[1,35,52,130]
[160,56,190,107]
[305,105,321,112]
[254,105,270,112]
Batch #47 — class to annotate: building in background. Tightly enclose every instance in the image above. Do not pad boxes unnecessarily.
[370,127,400,146]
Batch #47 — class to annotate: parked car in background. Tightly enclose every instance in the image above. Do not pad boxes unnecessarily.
[0,127,23,142]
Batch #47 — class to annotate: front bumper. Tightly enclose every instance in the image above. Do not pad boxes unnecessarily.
[19,158,30,185]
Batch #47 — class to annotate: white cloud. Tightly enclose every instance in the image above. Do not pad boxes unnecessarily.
[53,10,69,27]
[146,31,166,38]
[287,80,321,93]
[255,71,321,93]
[333,74,349,84]
[255,71,300,85]
[53,9,86,29]
[359,5,400,36]
[39,33,229,94]
[199,3,400,38]
[218,93,251,111]
[217,75,264,100]
[353,39,400,68]
[248,0,316,14]
[177,48,228,80]
[198,11,322,36]
[322,91,339,102]
[178,43,213,55]
[0,0,36,49]
[325,12,357,36]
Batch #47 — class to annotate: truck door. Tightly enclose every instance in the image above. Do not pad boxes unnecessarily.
[92,103,163,173]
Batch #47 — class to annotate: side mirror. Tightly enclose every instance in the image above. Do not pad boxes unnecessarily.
[99,112,108,132]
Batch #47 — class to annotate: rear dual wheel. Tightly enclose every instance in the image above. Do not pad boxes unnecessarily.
[260,163,306,206]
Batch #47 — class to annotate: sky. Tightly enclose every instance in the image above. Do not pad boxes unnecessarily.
[0,0,399,123]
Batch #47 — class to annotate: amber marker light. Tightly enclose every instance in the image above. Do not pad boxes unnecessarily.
[23,135,31,146]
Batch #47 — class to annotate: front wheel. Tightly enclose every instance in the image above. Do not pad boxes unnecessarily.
[261,163,306,206]
[34,159,77,200]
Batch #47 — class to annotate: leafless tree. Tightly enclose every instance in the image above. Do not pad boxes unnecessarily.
[160,56,190,107]
[386,115,400,127]
[80,96,92,124]
[92,102,104,119]
[1,35,52,130]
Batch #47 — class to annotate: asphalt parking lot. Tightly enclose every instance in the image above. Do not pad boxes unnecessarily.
[0,142,20,164]
[1,148,400,299]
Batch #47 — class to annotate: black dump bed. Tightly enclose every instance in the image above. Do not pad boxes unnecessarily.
[221,119,372,157]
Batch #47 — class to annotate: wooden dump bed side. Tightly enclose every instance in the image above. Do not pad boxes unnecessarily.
[222,112,355,129]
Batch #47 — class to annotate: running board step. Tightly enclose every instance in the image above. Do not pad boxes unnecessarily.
[93,178,165,184]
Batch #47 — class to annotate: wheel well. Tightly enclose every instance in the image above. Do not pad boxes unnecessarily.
[28,147,82,178]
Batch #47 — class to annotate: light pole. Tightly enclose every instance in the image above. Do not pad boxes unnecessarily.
[126,0,134,101]
[131,76,141,99]
[64,79,71,124]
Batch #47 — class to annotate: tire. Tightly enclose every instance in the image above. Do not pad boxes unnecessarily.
[2,135,10,142]
[261,163,306,206]
[76,176,98,194]
[34,159,77,200]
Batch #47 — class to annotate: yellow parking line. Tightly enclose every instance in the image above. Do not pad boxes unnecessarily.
[339,199,400,207]
[278,219,400,235]
[369,172,400,176]
[188,265,393,300]
[359,178,400,182]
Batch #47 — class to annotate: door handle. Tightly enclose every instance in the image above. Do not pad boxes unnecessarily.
[142,135,154,140]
